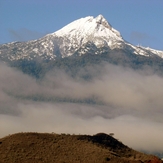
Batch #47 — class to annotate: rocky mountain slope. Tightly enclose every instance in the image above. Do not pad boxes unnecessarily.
[0,15,163,62]
[0,132,162,163]
[0,15,163,78]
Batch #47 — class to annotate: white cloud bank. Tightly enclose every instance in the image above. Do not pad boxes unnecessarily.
[0,62,163,152]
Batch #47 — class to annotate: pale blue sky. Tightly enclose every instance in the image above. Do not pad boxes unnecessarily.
[1,0,163,50]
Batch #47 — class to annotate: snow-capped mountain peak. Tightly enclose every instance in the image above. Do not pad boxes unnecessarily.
[52,15,124,56]
[0,15,163,61]
[55,14,123,41]
[95,14,110,27]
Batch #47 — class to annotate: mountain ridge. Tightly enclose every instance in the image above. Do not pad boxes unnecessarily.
[0,15,163,62]
[1,15,163,79]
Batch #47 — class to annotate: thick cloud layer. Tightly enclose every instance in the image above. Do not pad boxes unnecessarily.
[0,62,163,153]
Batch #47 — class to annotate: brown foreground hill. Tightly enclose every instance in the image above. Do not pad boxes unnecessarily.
[0,132,162,163]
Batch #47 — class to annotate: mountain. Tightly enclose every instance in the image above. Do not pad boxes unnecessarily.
[0,15,163,78]
[1,16,163,161]
[0,14,163,62]
[0,132,162,163]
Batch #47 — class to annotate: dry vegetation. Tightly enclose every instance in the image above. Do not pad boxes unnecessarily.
[0,132,162,163]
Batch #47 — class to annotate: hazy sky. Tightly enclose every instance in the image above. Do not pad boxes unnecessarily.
[0,0,163,50]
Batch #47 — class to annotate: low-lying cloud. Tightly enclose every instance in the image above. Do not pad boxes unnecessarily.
[0,62,163,153]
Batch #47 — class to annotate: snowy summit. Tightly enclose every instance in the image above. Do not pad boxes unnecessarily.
[53,15,124,56]
[0,14,163,61]
[55,15,123,42]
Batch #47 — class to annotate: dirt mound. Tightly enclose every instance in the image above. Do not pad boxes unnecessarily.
[0,132,162,163]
